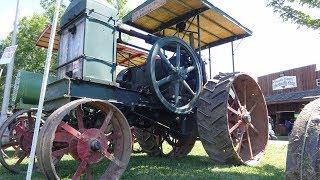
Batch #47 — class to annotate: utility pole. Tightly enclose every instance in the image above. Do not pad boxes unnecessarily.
[0,0,21,125]
[26,0,62,179]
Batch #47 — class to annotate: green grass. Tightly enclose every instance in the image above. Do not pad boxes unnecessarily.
[0,141,287,180]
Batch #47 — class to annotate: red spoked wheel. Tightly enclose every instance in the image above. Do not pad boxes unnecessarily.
[0,109,39,173]
[197,73,268,166]
[37,99,132,180]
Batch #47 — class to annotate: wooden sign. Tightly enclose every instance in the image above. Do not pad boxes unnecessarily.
[272,76,297,90]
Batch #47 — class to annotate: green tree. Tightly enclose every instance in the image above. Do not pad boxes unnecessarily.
[0,0,129,100]
[0,14,53,102]
[40,0,66,20]
[40,0,128,19]
[0,40,5,56]
[0,15,55,74]
[267,0,320,30]
[106,0,129,18]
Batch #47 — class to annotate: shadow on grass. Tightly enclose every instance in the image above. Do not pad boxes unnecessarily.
[123,154,284,180]
[0,154,284,180]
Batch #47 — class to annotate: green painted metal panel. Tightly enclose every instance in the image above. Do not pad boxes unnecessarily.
[44,79,71,102]
[83,17,117,84]
[44,97,71,112]
[12,70,56,109]
[44,78,161,111]
[58,0,118,85]
[61,0,117,28]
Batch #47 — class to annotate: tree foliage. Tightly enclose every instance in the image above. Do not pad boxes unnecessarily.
[0,0,129,101]
[40,0,128,19]
[0,14,53,102]
[0,15,57,74]
[40,0,66,20]
[267,0,320,29]
[106,0,129,18]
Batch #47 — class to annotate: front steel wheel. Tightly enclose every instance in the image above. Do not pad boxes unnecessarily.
[37,99,132,180]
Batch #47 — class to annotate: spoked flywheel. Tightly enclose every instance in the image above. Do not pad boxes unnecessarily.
[197,73,268,166]
[147,37,203,114]
[37,99,132,180]
[134,126,196,158]
[0,109,39,173]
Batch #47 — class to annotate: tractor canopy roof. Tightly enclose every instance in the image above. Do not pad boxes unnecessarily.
[123,0,252,49]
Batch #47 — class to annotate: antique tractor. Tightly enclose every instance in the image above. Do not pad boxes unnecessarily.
[0,0,269,179]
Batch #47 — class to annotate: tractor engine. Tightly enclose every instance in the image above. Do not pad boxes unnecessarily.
[116,54,202,103]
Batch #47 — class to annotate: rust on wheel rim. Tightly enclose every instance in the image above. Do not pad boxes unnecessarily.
[0,110,37,173]
[37,99,132,180]
[227,74,268,165]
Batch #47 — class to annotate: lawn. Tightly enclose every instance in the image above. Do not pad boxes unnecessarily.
[0,141,287,180]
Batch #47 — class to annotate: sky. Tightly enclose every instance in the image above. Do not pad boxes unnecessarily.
[0,0,319,78]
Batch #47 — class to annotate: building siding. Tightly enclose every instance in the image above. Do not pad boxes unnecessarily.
[316,71,320,79]
[258,64,318,96]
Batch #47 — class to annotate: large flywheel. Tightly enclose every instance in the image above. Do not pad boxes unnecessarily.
[197,73,268,166]
[147,37,203,114]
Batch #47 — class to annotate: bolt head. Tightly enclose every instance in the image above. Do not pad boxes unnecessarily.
[90,140,101,151]
[242,114,252,123]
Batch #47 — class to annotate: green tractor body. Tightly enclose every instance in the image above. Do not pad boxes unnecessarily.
[11,70,56,109]
[58,0,118,84]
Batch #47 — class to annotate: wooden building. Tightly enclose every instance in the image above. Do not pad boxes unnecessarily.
[258,64,320,135]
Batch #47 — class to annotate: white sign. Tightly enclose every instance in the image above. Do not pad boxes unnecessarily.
[0,45,18,65]
[272,76,297,90]
[132,0,166,22]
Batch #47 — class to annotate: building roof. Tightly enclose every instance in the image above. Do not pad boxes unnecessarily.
[266,88,320,104]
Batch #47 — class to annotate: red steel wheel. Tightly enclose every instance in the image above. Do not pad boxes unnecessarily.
[197,73,268,166]
[0,109,38,173]
[37,99,132,180]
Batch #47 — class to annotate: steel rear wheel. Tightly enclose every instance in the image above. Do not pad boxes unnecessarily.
[286,98,320,180]
[0,109,38,173]
[37,99,132,180]
[197,73,268,166]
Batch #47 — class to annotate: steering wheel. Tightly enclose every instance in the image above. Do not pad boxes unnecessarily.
[147,37,203,114]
